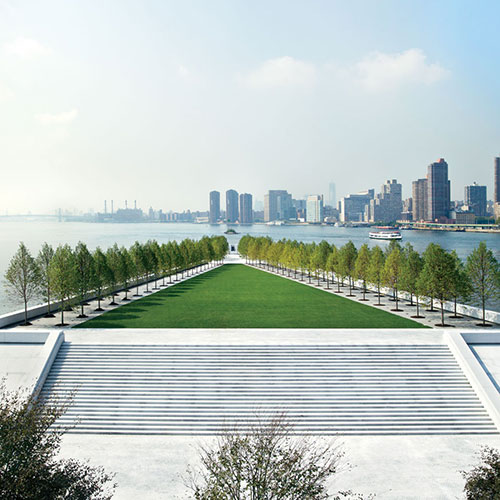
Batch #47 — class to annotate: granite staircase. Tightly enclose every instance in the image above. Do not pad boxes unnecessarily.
[41,343,497,435]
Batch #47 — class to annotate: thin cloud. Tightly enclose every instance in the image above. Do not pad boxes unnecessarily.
[4,37,51,58]
[350,48,449,91]
[0,82,14,101]
[241,56,317,89]
[36,108,78,125]
[178,65,190,79]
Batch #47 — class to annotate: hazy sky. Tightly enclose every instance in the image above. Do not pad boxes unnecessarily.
[1,0,499,213]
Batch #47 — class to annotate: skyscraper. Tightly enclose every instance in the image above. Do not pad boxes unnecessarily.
[264,190,293,222]
[366,179,402,223]
[412,178,428,221]
[426,158,450,221]
[464,183,487,217]
[495,157,500,203]
[328,182,336,208]
[339,189,374,222]
[239,193,253,224]
[226,189,239,223]
[306,195,324,223]
[209,191,220,224]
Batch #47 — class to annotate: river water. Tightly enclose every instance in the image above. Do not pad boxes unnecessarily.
[0,218,498,315]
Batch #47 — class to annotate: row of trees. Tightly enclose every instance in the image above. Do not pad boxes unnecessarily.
[4,236,229,326]
[238,236,500,327]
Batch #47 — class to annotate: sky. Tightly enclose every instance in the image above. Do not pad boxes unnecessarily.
[1,0,499,214]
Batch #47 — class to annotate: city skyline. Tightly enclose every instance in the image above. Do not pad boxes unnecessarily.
[1,1,500,213]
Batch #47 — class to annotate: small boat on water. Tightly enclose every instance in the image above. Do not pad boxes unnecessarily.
[369,227,402,240]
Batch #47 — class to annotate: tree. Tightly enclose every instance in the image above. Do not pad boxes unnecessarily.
[0,384,115,500]
[448,250,472,319]
[200,236,215,270]
[105,244,121,304]
[354,244,371,301]
[237,235,251,263]
[382,247,403,311]
[93,247,111,311]
[339,242,357,296]
[117,246,133,300]
[159,243,172,286]
[129,241,146,295]
[148,240,162,287]
[317,241,332,284]
[74,242,95,318]
[311,244,325,286]
[419,243,439,312]
[418,244,455,326]
[4,242,40,326]
[36,243,55,318]
[305,243,316,283]
[400,243,423,317]
[185,414,364,500]
[325,246,338,290]
[298,243,309,282]
[367,246,385,306]
[212,236,229,264]
[49,244,77,326]
[466,242,500,327]
[462,446,500,499]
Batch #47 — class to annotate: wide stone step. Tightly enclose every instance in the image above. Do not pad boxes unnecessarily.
[42,343,498,435]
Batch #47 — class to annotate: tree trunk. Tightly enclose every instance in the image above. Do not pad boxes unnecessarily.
[24,300,28,326]
[441,302,445,326]
[482,297,486,325]
[378,284,381,305]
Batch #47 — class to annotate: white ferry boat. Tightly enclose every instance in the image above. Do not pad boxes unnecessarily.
[369,227,402,240]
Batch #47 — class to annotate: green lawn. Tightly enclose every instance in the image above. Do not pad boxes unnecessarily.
[75,264,427,329]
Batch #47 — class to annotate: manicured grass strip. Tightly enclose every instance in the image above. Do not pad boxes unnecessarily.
[75,264,427,329]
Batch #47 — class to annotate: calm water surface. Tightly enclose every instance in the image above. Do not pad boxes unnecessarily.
[1,218,498,314]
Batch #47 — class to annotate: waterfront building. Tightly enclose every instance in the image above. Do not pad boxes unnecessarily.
[306,195,324,223]
[427,158,451,221]
[451,210,476,225]
[226,189,239,223]
[328,182,336,208]
[292,198,306,220]
[264,190,293,222]
[239,193,253,224]
[412,178,428,221]
[464,182,487,217]
[339,189,374,222]
[495,157,500,203]
[209,191,220,224]
[366,179,402,223]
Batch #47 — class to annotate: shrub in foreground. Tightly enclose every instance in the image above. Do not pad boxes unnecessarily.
[0,383,115,500]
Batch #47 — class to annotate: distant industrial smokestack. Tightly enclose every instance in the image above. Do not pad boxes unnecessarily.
[134,200,137,209]
[111,200,114,214]
[125,200,128,209]
[104,200,107,214]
